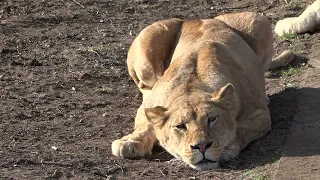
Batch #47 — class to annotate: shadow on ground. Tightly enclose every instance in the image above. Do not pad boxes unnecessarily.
[280,87,320,158]
[221,87,320,170]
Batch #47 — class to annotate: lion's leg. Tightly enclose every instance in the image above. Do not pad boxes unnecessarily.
[221,109,271,160]
[274,0,320,37]
[112,91,157,158]
[113,19,184,158]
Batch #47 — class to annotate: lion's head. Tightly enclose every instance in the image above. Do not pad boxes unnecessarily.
[145,83,239,170]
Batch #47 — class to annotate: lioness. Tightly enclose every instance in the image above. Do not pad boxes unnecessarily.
[112,12,294,170]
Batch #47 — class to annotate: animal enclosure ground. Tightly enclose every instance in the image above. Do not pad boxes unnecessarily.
[0,0,319,179]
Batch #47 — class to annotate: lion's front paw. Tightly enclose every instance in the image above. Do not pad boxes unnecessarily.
[221,143,240,161]
[274,17,297,37]
[111,139,151,158]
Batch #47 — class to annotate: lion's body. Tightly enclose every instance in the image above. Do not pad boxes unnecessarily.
[112,12,292,170]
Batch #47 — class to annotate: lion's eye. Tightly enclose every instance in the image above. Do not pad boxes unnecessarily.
[175,124,187,130]
[208,116,218,124]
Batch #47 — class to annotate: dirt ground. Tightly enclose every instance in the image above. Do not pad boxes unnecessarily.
[0,0,319,179]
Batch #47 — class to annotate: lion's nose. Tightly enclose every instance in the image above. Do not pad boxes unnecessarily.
[190,141,213,153]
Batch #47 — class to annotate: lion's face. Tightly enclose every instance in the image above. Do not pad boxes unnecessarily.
[145,84,238,170]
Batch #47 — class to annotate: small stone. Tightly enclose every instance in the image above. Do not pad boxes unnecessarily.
[37,93,47,98]
[107,175,115,180]
[65,171,75,178]
[51,146,58,151]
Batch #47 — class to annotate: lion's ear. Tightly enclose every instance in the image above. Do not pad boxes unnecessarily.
[211,83,235,108]
[145,106,168,127]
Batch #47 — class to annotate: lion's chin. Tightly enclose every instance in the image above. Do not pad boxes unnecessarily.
[188,159,219,170]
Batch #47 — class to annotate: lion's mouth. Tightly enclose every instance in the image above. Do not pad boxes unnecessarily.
[196,158,217,165]
[189,158,219,170]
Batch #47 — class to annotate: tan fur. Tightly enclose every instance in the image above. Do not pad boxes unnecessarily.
[112,12,292,170]
[269,50,295,70]
[274,0,320,36]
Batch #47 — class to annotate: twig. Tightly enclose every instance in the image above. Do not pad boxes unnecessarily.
[72,0,85,8]
[139,167,151,177]
[109,18,115,29]
[41,161,73,167]
[225,4,251,10]
[112,160,125,174]
[61,0,67,6]
[88,48,101,57]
